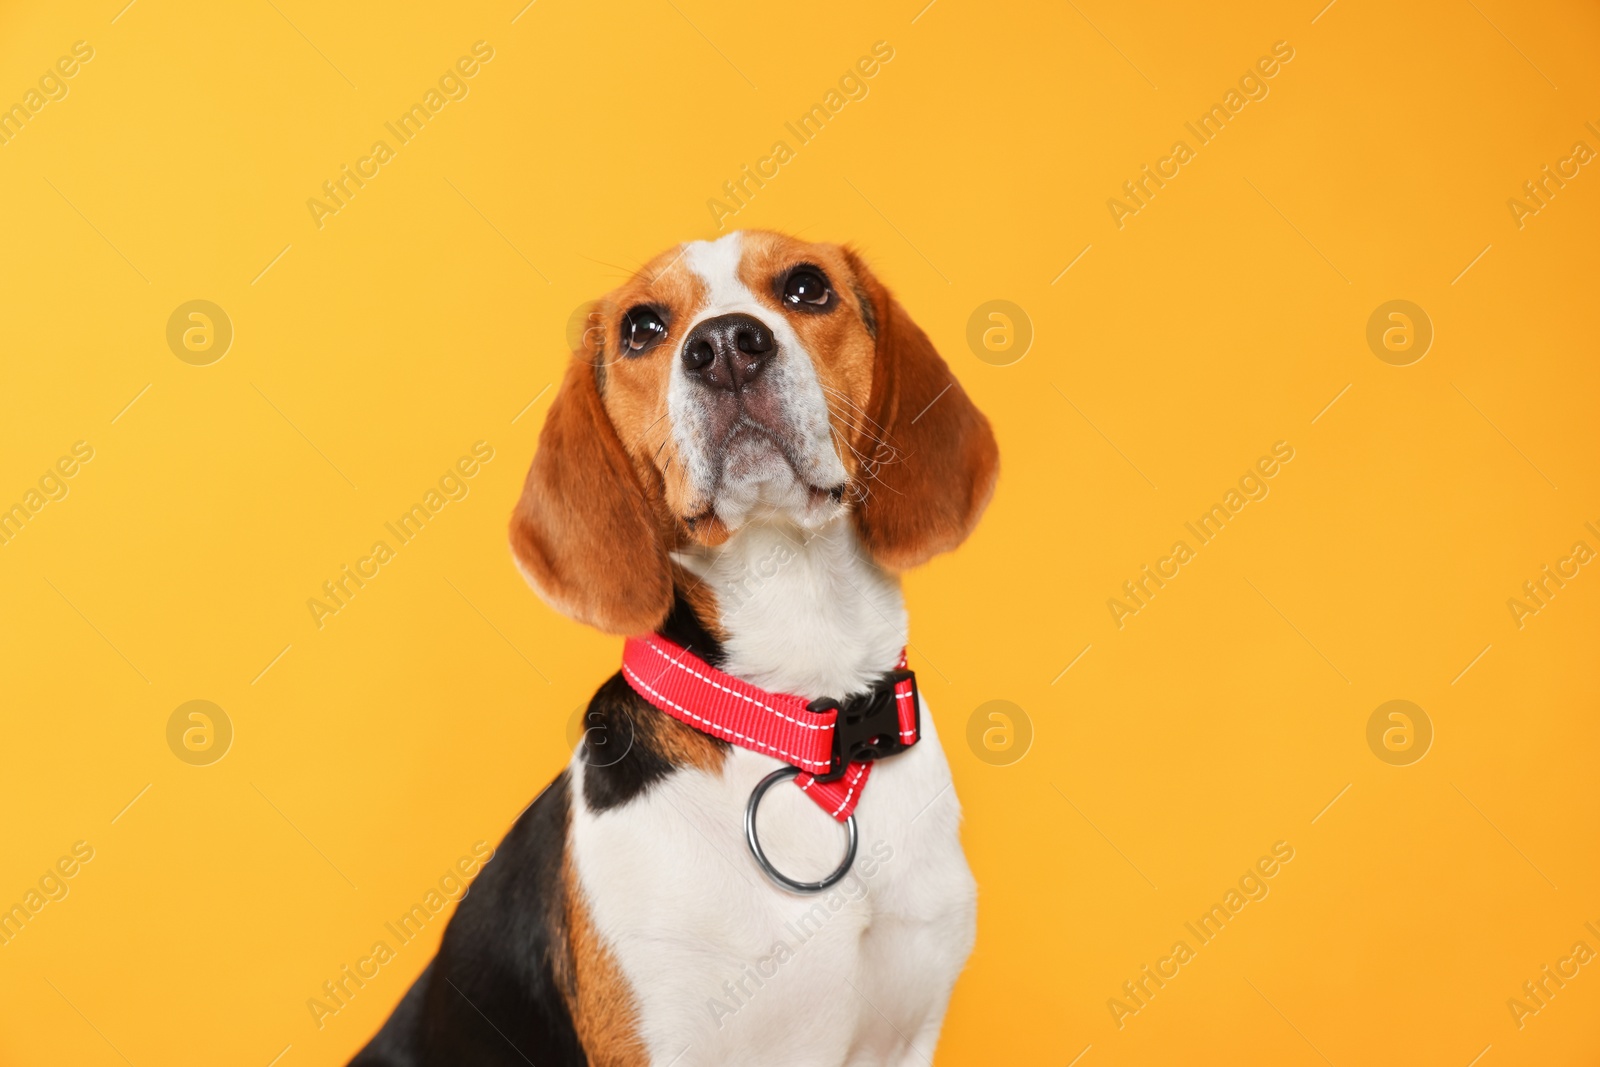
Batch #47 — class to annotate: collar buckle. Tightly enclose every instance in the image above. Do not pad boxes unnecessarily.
[808,669,919,783]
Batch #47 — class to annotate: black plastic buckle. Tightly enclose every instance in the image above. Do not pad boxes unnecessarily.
[807,670,919,783]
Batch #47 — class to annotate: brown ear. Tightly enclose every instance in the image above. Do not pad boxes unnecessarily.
[845,250,1000,570]
[509,356,673,635]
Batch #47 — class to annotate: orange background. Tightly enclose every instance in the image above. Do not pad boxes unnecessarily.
[2,0,1598,1064]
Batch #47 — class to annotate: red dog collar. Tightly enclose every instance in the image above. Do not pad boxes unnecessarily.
[620,633,919,821]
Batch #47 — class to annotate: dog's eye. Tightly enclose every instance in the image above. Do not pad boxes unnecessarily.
[621,306,668,355]
[781,269,833,311]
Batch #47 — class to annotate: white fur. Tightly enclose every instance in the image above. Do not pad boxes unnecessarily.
[671,232,849,531]
[570,517,976,1065]
[673,519,904,699]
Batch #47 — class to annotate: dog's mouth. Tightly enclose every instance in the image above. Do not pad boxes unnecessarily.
[719,419,802,480]
[681,419,846,532]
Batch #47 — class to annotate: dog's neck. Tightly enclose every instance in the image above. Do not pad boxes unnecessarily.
[670,516,907,700]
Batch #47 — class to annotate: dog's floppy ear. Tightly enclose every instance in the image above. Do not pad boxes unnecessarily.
[844,249,999,570]
[509,354,673,635]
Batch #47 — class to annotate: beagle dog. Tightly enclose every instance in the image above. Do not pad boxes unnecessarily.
[351,230,998,1066]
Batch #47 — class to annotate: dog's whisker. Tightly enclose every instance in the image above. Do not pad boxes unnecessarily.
[819,384,891,435]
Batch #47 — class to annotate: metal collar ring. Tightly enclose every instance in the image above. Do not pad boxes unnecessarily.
[744,766,858,894]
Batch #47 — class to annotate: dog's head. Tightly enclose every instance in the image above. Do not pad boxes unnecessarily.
[510,230,998,634]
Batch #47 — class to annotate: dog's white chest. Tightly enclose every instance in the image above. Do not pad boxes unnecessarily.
[570,707,975,1066]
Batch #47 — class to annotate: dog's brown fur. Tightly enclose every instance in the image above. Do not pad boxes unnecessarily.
[509,231,998,635]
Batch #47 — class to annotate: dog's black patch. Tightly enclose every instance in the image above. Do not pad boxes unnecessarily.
[349,773,586,1067]
[658,590,726,666]
[579,673,677,813]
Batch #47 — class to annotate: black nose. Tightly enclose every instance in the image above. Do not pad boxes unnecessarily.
[680,313,775,392]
